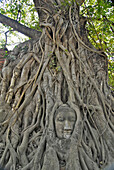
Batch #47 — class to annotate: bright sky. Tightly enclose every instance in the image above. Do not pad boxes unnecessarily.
[0,0,33,50]
[0,23,29,50]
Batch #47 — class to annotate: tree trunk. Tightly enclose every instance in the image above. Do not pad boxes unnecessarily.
[0,1,114,170]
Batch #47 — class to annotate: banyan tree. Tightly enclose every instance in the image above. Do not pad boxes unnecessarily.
[0,0,114,169]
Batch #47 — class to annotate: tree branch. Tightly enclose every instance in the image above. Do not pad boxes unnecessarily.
[0,13,41,39]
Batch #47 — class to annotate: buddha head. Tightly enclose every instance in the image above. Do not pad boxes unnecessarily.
[54,104,76,139]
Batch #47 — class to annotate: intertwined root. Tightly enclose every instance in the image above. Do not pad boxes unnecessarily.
[0,6,114,170]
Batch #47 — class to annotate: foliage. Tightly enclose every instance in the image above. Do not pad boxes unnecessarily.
[0,0,39,29]
[80,0,114,89]
[108,59,114,89]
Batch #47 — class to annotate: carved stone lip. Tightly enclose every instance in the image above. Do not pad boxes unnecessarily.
[63,129,72,133]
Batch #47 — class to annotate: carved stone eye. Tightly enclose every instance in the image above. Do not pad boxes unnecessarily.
[57,117,64,121]
[69,117,75,122]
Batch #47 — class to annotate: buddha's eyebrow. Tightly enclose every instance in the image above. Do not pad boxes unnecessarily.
[57,116,64,118]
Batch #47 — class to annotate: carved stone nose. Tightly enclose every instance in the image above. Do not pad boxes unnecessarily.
[64,120,71,130]
[64,121,72,139]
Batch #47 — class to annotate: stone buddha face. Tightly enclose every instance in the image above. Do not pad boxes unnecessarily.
[54,106,76,139]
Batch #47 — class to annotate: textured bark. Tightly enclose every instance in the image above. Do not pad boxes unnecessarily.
[0,1,114,170]
[0,13,41,39]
